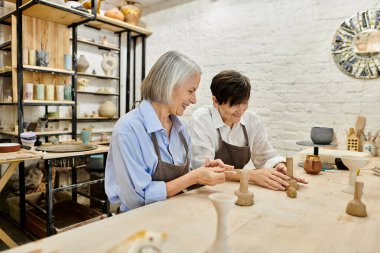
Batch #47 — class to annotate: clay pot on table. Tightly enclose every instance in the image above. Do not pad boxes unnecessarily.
[310,127,334,145]
[304,155,322,174]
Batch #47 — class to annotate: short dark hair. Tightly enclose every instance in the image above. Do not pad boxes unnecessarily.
[210,70,251,106]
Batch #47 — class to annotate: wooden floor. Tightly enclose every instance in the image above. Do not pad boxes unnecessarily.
[0,214,33,251]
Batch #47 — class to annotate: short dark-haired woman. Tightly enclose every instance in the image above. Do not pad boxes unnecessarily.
[189,70,307,190]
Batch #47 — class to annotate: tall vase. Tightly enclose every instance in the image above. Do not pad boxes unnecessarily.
[207,193,237,253]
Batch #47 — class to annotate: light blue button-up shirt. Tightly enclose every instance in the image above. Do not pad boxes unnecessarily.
[105,100,192,212]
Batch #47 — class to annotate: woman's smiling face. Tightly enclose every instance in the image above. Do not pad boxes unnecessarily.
[170,72,201,116]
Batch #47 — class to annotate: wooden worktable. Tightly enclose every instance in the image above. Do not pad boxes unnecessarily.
[4,157,380,253]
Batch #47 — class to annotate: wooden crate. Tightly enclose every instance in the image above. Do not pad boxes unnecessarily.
[26,199,106,238]
[7,192,106,238]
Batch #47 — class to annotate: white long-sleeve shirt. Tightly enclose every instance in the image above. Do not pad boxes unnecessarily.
[188,105,285,169]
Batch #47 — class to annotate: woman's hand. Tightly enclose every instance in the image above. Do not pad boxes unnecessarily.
[275,162,308,184]
[191,166,226,186]
[203,158,234,170]
[250,169,290,191]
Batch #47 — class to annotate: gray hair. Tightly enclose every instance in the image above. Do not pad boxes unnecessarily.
[141,51,201,104]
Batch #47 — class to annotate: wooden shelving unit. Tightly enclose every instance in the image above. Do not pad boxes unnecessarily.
[86,15,152,35]
[23,100,75,106]
[22,65,74,75]
[0,40,11,51]
[77,72,119,80]
[5,0,93,26]
[0,130,72,137]
[75,38,120,52]
[77,90,119,96]
[0,70,12,77]
[0,9,15,24]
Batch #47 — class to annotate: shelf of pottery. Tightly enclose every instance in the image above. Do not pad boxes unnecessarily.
[74,25,121,144]
[0,0,152,144]
[0,13,76,141]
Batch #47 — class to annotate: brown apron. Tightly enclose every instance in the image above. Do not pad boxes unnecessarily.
[151,131,190,182]
[213,110,251,169]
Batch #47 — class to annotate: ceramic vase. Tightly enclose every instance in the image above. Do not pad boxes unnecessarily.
[77,55,90,73]
[99,101,117,118]
[101,52,118,76]
[207,193,237,253]
[121,1,142,25]
[36,50,49,67]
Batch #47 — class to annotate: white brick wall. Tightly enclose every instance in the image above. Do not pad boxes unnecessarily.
[140,0,380,156]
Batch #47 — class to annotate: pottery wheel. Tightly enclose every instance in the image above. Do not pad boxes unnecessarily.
[36,144,97,153]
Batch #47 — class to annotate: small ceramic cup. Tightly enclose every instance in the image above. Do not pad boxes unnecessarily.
[29,49,36,66]
[81,130,91,144]
[64,54,72,71]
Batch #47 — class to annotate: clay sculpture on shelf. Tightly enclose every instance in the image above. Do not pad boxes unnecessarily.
[346,181,367,217]
[234,169,254,206]
[102,52,118,76]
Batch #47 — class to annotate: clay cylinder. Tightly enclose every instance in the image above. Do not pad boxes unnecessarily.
[56,85,64,101]
[45,84,54,101]
[35,83,45,100]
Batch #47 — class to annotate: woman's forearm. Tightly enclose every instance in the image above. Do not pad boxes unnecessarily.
[165,170,198,197]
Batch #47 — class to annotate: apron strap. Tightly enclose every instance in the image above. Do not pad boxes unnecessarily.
[241,124,249,146]
[151,132,162,161]
[178,131,189,157]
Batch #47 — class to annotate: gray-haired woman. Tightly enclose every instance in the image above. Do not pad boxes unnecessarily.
[105,51,227,212]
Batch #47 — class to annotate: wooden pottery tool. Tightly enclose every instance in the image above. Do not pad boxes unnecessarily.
[371,128,380,142]
[354,116,366,137]
[346,181,367,217]
[234,170,254,206]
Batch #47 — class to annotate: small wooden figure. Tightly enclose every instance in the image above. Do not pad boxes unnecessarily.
[346,181,367,217]
[234,170,254,206]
